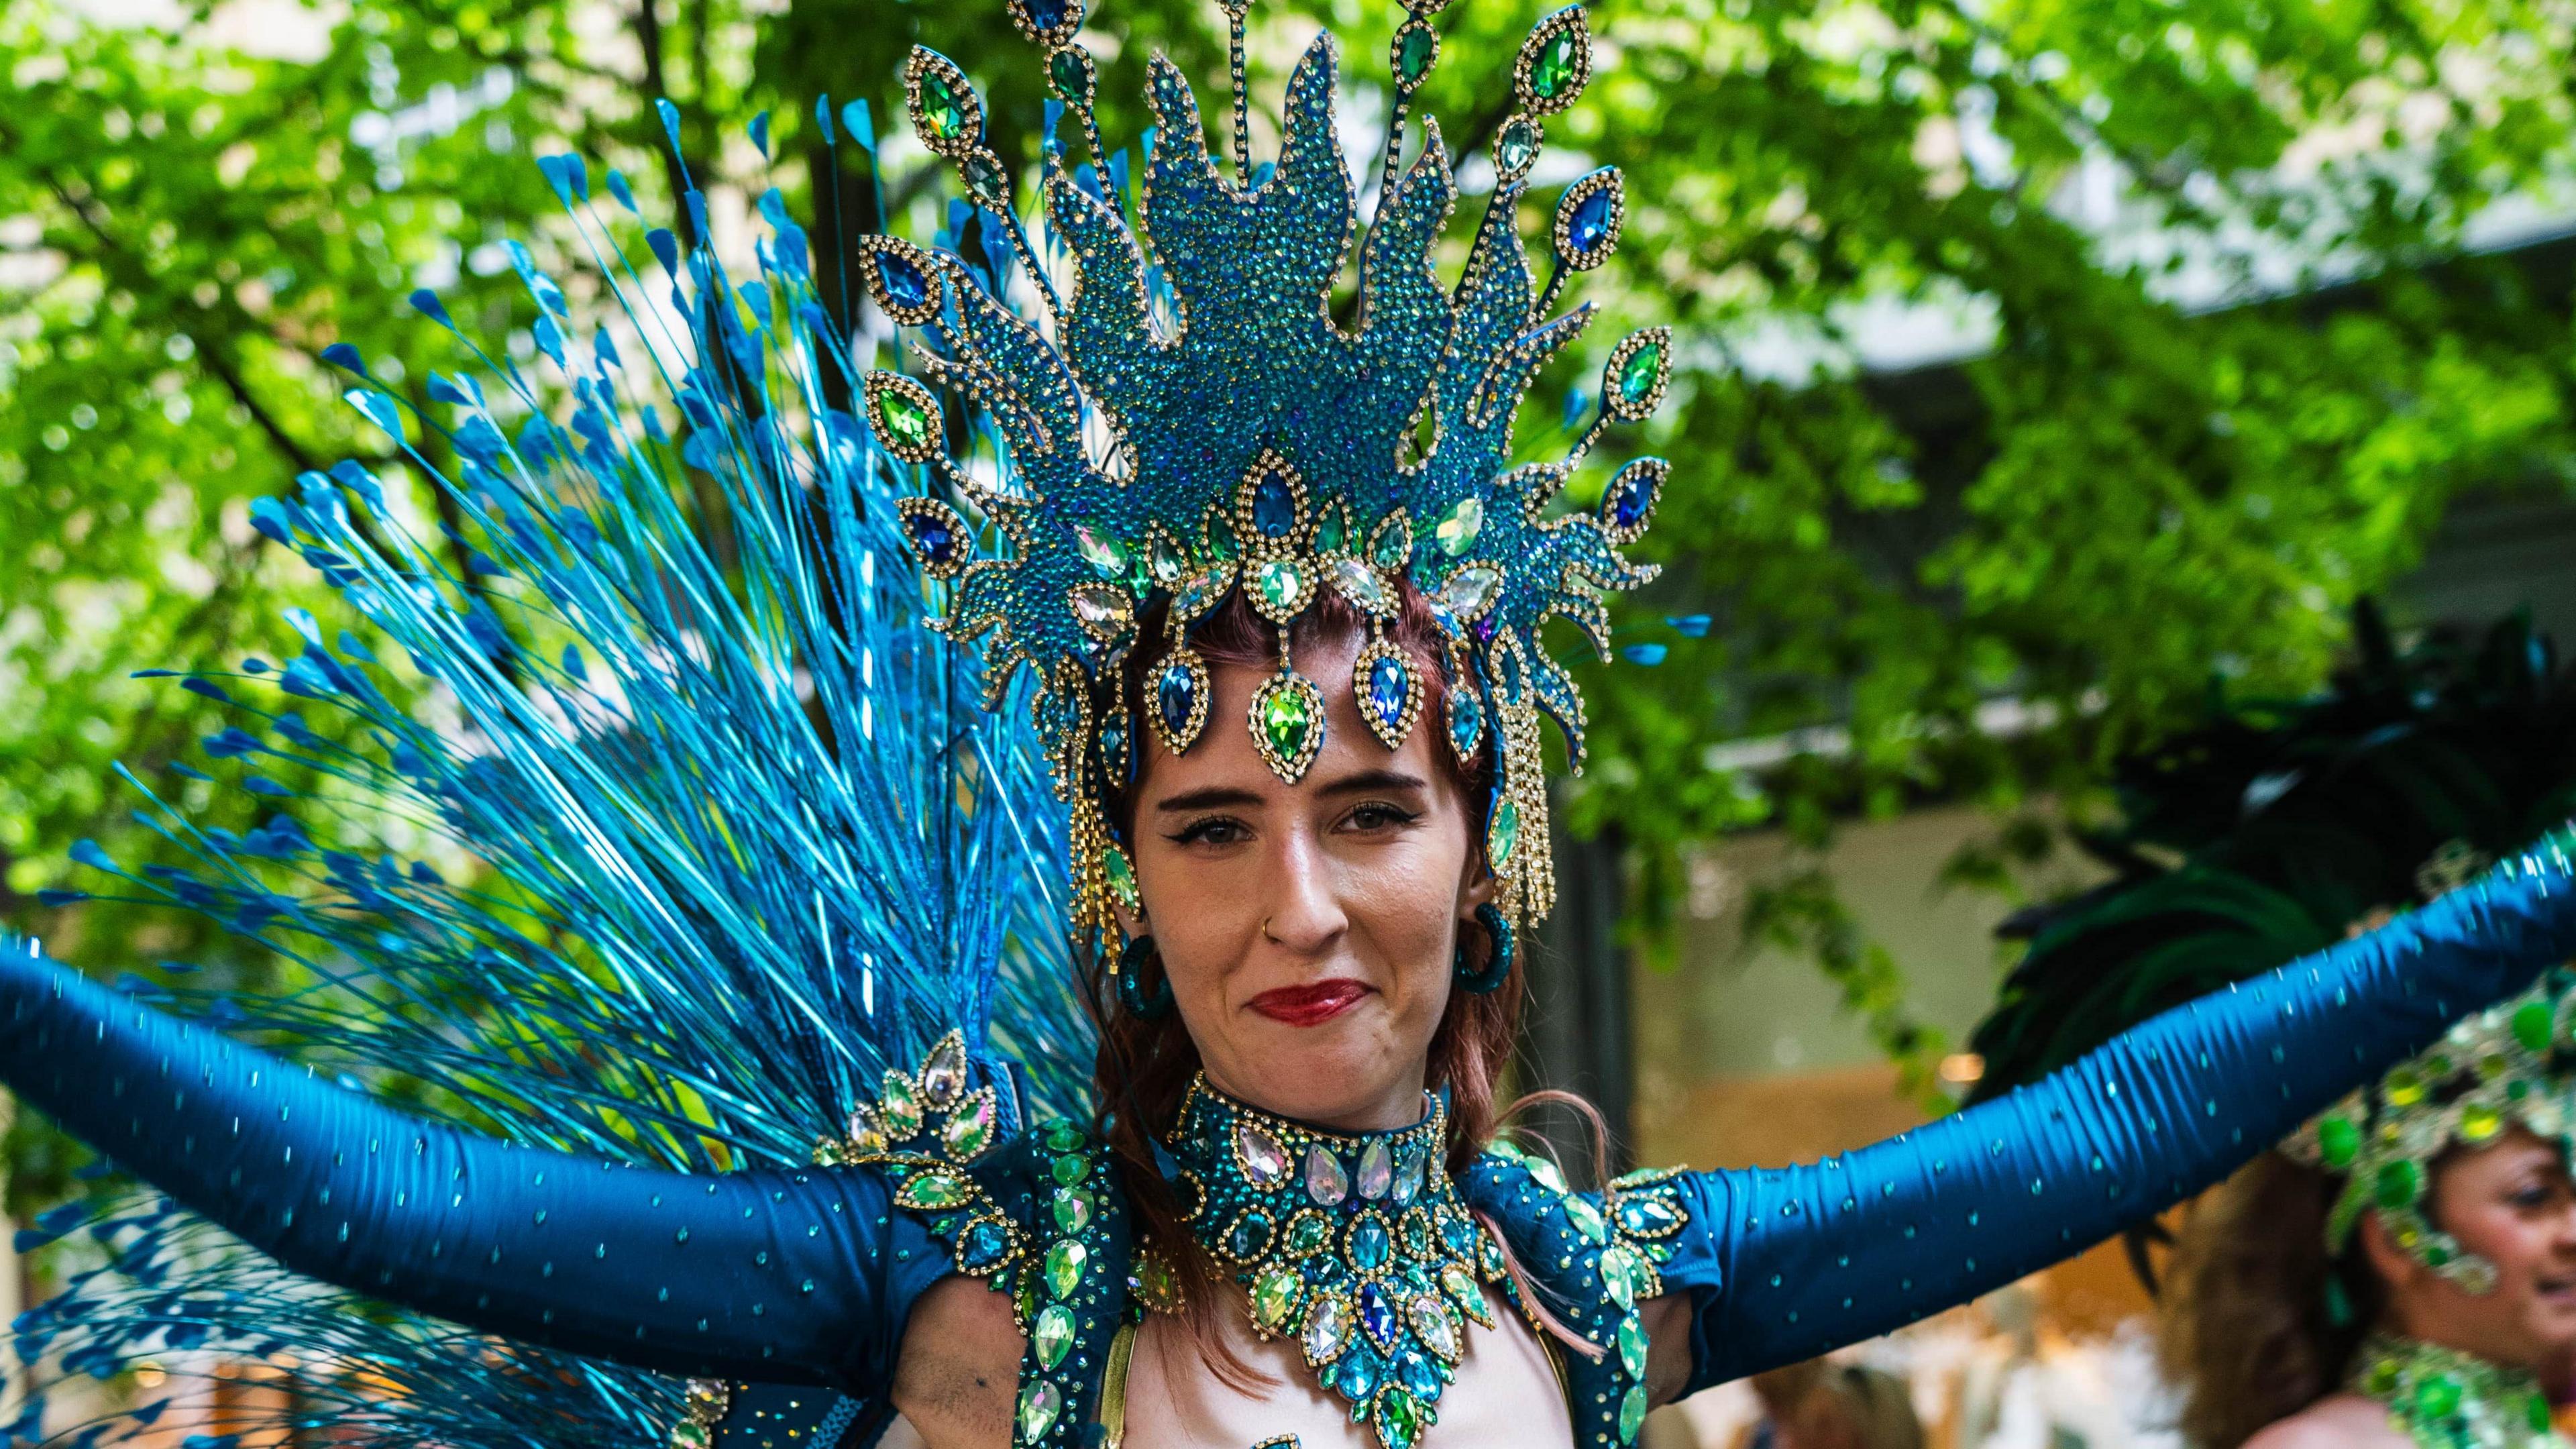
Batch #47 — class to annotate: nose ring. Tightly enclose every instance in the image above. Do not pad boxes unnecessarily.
[1261,916,1280,943]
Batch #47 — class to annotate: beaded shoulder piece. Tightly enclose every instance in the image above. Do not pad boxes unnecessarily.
[865,0,1674,941]
[2284,971,2576,1291]
[815,1032,1134,1449]
[1466,1144,1689,1449]
[2349,1334,2563,1449]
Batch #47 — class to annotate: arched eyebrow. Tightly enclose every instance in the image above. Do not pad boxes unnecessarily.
[1151,770,1427,814]
[1154,786,1265,814]
[1316,769,1428,797]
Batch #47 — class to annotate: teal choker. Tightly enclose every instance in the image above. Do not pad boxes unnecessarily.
[1161,1077,1504,1449]
[2351,1334,2561,1449]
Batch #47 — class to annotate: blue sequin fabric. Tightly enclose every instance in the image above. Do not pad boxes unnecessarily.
[867,1,1670,938]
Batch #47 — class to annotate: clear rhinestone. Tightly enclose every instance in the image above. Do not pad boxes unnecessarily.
[1305,1144,1350,1206]
[1238,1120,1290,1185]
[1358,1140,1394,1200]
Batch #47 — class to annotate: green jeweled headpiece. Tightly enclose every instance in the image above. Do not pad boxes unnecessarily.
[868,0,1672,943]
[2287,973,2576,1291]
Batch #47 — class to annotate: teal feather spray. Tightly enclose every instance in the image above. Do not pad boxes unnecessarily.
[10,121,1080,1447]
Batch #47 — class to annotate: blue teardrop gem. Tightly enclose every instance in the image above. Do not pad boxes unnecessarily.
[1568,188,1613,256]
[1341,1341,1385,1399]
[1448,689,1483,756]
[906,511,956,564]
[879,250,929,310]
[1368,656,1409,732]
[1018,0,1069,29]
[1359,1281,1397,1340]
[1250,471,1297,539]
[1607,471,1653,530]
[1353,1216,1393,1272]
[1101,714,1130,775]
[1440,1212,1478,1256]
[1157,662,1198,739]
[1398,1349,1442,1399]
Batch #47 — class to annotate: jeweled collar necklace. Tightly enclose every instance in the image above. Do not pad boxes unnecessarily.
[2350,1334,2563,1449]
[1159,1076,1506,1449]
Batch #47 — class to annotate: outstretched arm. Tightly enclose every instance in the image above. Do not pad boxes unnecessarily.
[1657,830,2576,1394]
[0,944,951,1389]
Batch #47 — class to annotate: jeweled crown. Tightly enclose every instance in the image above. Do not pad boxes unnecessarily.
[867,0,1673,941]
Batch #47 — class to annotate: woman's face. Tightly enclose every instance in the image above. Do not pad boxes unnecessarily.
[2371,1126,2576,1371]
[1122,629,1488,1132]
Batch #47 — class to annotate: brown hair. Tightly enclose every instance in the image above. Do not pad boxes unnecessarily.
[2159,1152,2385,1449]
[1084,583,1536,1382]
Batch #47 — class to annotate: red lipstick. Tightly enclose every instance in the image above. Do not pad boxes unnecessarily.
[1249,980,1371,1027]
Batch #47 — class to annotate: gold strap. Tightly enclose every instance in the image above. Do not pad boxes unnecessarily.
[1097,1321,1138,1448]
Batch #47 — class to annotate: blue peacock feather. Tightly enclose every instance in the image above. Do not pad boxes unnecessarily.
[11,103,1076,1448]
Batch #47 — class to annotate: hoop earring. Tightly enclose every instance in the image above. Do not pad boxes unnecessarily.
[1117,934,1175,1020]
[1453,902,1513,995]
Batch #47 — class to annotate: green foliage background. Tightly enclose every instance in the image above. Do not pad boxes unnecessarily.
[4,0,2576,1173]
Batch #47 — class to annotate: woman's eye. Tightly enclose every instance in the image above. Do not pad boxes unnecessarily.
[1346,802,1420,832]
[1171,817,1247,846]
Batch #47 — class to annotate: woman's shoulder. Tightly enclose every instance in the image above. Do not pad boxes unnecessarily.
[1462,1143,1695,1262]
[2241,1393,2405,1449]
[1458,1144,1697,1440]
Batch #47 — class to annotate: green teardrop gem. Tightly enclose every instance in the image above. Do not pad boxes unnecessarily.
[2375,1158,2423,1210]
[1017,1379,1062,1441]
[1253,1265,1301,1328]
[1044,1238,1087,1299]
[1254,556,1305,612]
[1617,343,1662,407]
[2316,1115,2360,1169]
[1432,497,1483,556]
[1034,1303,1075,1368]
[1102,844,1139,909]
[1049,48,1091,101]
[1619,1384,1648,1442]
[878,390,934,452]
[2461,1101,2504,1141]
[1528,29,1578,100]
[1379,1387,1424,1448]
[1488,798,1521,867]
[1262,684,1315,763]
[1397,26,1435,84]
[918,72,970,141]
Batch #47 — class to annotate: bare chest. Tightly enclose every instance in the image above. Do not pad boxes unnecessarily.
[1114,1287,1575,1449]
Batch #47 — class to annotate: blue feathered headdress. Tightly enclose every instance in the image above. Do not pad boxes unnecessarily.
[861,3,1674,938]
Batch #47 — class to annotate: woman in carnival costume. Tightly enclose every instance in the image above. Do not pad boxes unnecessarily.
[2164,983,2576,1449]
[1960,610,2576,1449]
[5,3,2576,1447]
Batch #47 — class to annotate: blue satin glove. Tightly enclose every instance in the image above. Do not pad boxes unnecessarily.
[1662,830,2576,1392]
[0,945,949,1390]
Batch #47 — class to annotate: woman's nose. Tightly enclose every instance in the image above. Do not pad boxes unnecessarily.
[1259,822,1346,953]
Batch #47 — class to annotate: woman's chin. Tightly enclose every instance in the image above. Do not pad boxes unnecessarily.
[1216,1010,1424,1127]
